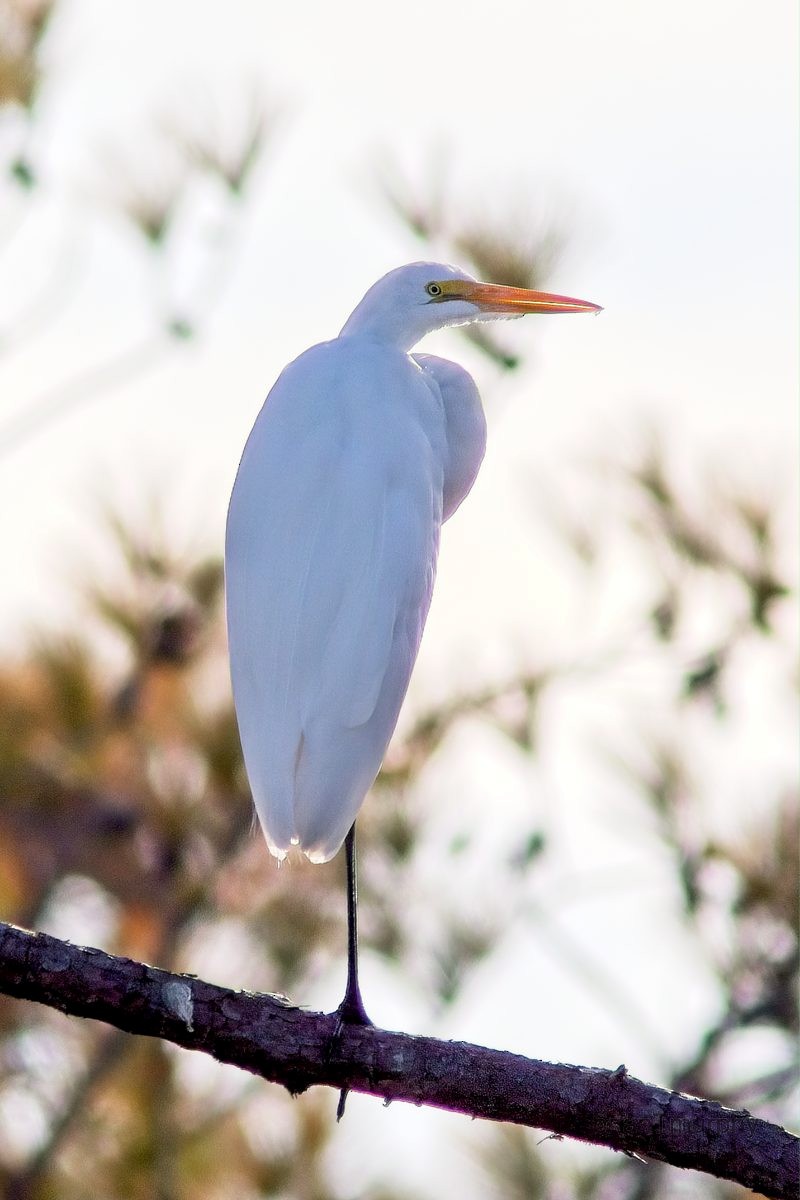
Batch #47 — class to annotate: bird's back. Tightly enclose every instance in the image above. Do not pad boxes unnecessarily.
[225,337,446,862]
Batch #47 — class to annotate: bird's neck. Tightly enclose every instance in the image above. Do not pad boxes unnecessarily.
[339,301,426,351]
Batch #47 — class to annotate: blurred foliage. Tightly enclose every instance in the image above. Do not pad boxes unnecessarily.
[0,1,52,110]
[376,150,569,369]
[0,455,793,1198]
[0,9,797,1197]
[0,7,277,459]
[0,0,53,193]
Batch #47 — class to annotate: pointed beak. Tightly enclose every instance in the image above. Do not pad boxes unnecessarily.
[449,279,602,315]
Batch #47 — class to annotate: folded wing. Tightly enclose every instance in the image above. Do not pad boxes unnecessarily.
[225,341,445,862]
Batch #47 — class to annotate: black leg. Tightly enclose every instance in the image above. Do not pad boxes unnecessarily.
[335,823,372,1028]
[332,823,372,1121]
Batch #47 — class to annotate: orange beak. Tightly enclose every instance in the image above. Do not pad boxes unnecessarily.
[439,279,602,315]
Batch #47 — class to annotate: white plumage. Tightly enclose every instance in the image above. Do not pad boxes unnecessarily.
[225,262,599,865]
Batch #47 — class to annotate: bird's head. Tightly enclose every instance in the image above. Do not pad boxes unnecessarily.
[339,261,601,350]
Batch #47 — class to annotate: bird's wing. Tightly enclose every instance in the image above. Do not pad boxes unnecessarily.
[225,341,444,860]
[412,354,486,521]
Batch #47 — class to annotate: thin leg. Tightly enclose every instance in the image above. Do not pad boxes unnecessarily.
[335,823,372,1028]
[332,823,372,1121]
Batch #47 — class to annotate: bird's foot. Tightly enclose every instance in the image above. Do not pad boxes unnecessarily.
[329,987,373,1121]
[332,990,373,1039]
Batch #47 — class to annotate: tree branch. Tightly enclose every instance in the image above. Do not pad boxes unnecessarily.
[0,921,796,1198]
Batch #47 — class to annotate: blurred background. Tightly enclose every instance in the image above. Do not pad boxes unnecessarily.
[0,0,797,1197]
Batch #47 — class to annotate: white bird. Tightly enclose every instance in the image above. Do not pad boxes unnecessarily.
[225,262,600,1025]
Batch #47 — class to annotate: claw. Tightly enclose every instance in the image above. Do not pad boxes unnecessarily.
[329,992,373,1120]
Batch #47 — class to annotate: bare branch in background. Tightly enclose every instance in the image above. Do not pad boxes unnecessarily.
[5,1030,129,1200]
[0,222,83,356]
[102,147,190,250]
[0,82,276,454]
[163,88,280,197]
[0,334,170,459]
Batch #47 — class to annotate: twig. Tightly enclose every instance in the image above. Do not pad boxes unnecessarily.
[6,1030,129,1200]
[0,219,84,358]
[0,921,796,1198]
[0,335,170,459]
[522,897,667,1069]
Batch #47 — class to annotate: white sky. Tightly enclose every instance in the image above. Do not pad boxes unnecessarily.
[0,2,797,1189]
[0,0,796,642]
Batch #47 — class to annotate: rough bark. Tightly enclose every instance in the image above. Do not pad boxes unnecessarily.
[0,920,796,1198]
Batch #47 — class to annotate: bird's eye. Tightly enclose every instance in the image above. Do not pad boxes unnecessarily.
[425,282,443,297]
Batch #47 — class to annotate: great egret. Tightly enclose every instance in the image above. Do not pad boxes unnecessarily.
[225,262,600,1026]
